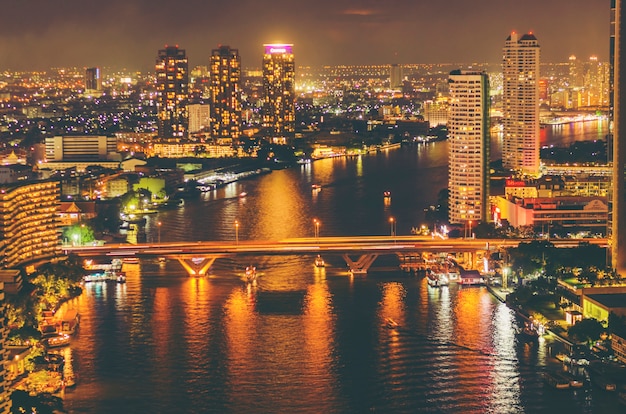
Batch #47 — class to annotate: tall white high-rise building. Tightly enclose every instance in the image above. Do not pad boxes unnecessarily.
[502,32,540,176]
[448,70,490,225]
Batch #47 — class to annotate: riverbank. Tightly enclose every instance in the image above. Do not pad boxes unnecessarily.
[487,284,574,349]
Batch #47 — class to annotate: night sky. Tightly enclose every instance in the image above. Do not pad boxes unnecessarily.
[0,0,609,71]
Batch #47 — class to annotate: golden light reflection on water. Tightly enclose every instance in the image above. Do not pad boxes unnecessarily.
[453,287,495,403]
[253,172,308,240]
[378,282,406,381]
[302,282,336,400]
[379,282,406,326]
[182,277,212,365]
[224,287,256,371]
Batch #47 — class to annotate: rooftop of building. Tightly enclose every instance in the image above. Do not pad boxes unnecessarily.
[585,293,626,310]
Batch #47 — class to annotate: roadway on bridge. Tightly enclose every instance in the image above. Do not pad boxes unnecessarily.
[66,236,607,259]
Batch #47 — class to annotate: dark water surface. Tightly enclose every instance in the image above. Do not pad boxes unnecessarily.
[63,121,622,413]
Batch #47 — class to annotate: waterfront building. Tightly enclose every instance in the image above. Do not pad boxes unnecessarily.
[149,142,236,158]
[262,44,295,144]
[447,70,490,225]
[0,270,21,296]
[0,180,59,269]
[0,280,9,413]
[188,104,211,135]
[58,201,97,226]
[105,176,130,198]
[493,195,608,231]
[84,67,102,97]
[45,135,118,161]
[502,32,541,176]
[210,46,242,140]
[504,174,611,199]
[156,45,189,138]
[422,99,448,127]
[613,0,626,274]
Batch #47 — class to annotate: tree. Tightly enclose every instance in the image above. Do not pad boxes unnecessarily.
[568,318,605,344]
[62,223,95,246]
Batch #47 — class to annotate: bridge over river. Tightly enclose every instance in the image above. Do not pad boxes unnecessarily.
[65,236,608,276]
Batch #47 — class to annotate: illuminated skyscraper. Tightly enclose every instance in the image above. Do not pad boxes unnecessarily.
[262,44,295,144]
[612,0,626,274]
[502,32,540,176]
[448,70,490,225]
[85,67,102,96]
[390,64,403,89]
[210,45,242,139]
[155,45,189,138]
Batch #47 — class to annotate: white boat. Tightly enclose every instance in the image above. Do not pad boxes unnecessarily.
[244,266,257,283]
[314,255,325,267]
[42,333,71,348]
[427,273,449,287]
[83,270,126,283]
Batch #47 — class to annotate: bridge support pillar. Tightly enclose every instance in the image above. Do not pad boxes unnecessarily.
[175,257,217,276]
[342,254,379,275]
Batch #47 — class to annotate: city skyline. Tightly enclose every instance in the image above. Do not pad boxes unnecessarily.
[0,0,609,71]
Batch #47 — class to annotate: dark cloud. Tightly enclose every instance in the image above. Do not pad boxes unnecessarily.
[0,0,609,71]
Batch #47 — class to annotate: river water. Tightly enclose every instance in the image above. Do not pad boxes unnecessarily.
[61,119,623,413]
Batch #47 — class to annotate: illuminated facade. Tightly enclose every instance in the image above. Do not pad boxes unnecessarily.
[0,281,8,414]
[188,104,211,134]
[613,0,626,274]
[448,70,490,224]
[502,32,540,176]
[210,46,242,140]
[156,45,189,138]
[262,44,295,144]
[0,180,59,269]
[149,142,236,158]
[45,135,117,161]
[84,67,102,96]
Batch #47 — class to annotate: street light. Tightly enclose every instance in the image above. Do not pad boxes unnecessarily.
[157,221,162,243]
[235,220,239,245]
[389,217,396,237]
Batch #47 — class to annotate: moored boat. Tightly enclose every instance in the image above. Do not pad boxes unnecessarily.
[544,371,571,389]
[58,309,80,335]
[83,270,126,283]
[427,273,449,287]
[314,255,325,267]
[42,333,71,348]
